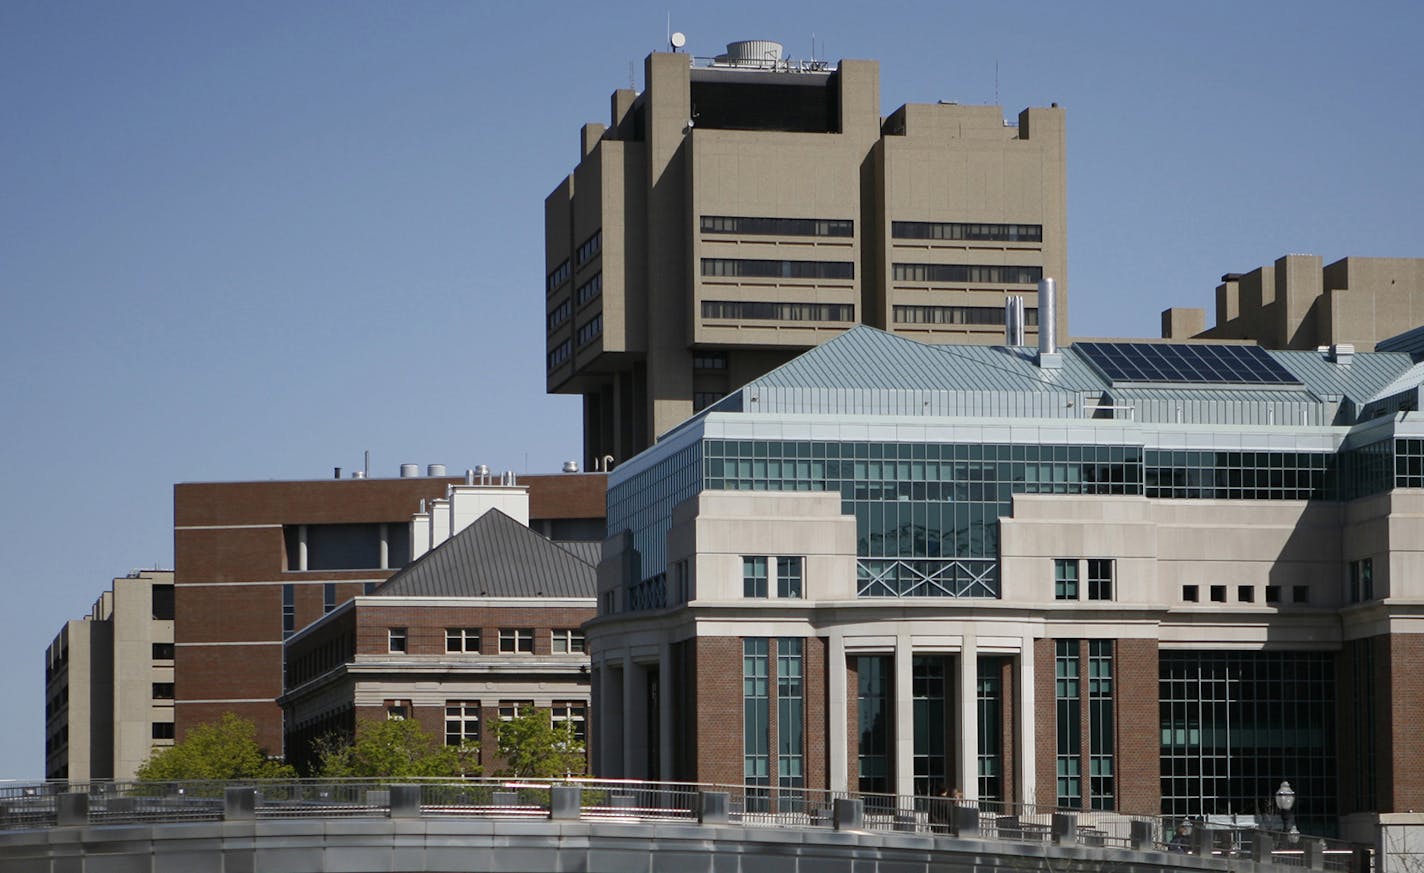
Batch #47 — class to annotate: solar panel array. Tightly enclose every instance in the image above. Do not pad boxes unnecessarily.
[1075,342,1301,385]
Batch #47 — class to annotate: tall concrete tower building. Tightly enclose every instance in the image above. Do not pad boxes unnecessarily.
[545,41,1067,468]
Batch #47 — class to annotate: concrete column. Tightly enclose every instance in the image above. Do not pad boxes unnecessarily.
[1016,636,1036,804]
[622,653,649,779]
[958,635,979,801]
[828,634,848,792]
[600,663,625,776]
[893,632,915,798]
[659,641,674,781]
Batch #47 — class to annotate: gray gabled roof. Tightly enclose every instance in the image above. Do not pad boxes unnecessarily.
[372,510,595,599]
[749,325,1105,392]
[1266,349,1416,407]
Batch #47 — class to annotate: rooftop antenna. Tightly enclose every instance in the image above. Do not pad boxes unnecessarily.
[628,61,636,90]
[994,58,999,105]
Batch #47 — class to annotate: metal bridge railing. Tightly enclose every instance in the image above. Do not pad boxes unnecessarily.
[0,777,1370,871]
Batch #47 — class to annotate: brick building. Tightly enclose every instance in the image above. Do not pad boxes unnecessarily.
[589,309,1424,846]
[173,468,605,756]
[280,508,596,774]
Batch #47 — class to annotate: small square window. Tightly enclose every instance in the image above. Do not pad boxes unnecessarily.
[1265,586,1281,604]
[152,722,175,740]
[1055,559,1079,600]
[499,700,534,721]
[388,628,408,653]
[743,556,768,598]
[1292,585,1310,604]
[445,628,480,653]
[152,642,175,660]
[552,629,586,654]
[1237,586,1254,603]
[1209,585,1227,603]
[1087,559,1114,601]
[499,628,534,653]
[1182,585,1199,602]
[152,682,175,700]
[386,700,410,720]
[777,556,803,599]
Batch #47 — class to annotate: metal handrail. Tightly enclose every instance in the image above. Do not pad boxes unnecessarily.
[0,777,1369,871]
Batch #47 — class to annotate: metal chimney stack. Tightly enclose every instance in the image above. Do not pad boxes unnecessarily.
[1004,297,1026,346]
[1036,278,1062,369]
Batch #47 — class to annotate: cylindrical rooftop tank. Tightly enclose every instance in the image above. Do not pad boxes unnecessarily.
[399,463,420,478]
[721,40,784,68]
[427,464,446,478]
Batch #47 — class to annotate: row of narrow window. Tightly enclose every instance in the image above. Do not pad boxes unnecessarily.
[441,700,587,746]
[702,258,855,280]
[702,300,854,322]
[894,304,1041,326]
[387,627,584,654]
[893,263,1043,285]
[576,314,603,347]
[697,215,1042,243]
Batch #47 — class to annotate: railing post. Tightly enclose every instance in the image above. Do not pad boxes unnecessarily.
[833,798,863,831]
[952,805,979,838]
[1304,837,1326,869]
[1130,820,1154,850]
[698,791,729,825]
[224,787,256,821]
[1051,812,1077,846]
[549,785,581,821]
[389,784,421,819]
[1250,832,1274,863]
[1191,825,1213,856]
[56,793,88,826]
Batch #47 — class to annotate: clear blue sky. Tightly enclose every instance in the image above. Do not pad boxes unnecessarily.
[2,1,1421,779]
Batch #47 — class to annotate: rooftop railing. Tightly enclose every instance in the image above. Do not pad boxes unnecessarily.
[0,778,1368,871]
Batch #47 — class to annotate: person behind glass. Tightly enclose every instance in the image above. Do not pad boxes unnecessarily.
[1169,820,1193,853]
[928,785,953,831]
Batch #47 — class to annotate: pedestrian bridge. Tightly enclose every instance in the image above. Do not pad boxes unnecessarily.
[0,779,1353,873]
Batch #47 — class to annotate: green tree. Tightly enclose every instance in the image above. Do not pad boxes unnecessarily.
[136,713,296,781]
[314,717,479,778]
[495,706,585,778]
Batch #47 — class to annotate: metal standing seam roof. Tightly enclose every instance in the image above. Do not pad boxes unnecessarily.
[1266,349,1418,406]
[745,325,1106,393]
[372,510,596,599]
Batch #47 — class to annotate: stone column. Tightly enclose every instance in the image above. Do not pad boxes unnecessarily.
[958,634,979,800]
[828,634,849,792]
[894,631,915,798]
[1017,635,1036,803]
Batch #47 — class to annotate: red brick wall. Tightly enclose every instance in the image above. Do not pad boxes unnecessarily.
[804,637,828,791]
[177,644,281,700]
[999,657,1016,805]
[1387,634,1424,811]
[176,585,278,643]
[846,657,859,788]
[1034,638,1056,808]
[177,701,284,753]
[352,604,595,656]
[174,474,605,528]
[1115,639,1159,815]
[695,636,742,786]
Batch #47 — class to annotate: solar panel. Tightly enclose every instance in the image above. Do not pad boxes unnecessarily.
[1075,342,1301,385]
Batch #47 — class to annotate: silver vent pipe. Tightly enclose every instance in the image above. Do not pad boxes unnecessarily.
[1037,278,1062,369]
[1005,297,1026,346]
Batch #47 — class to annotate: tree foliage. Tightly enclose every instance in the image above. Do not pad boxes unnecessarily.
[495,706,585,778]
[314,717,479,778]
[136,713,296,781]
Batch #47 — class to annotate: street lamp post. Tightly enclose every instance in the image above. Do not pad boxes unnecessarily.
[1275,781,1298,837]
